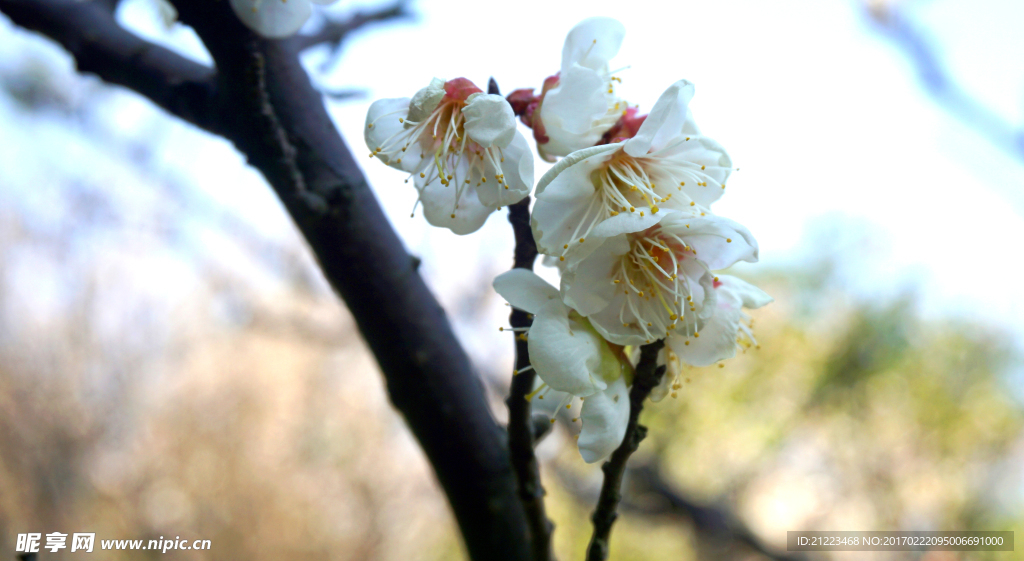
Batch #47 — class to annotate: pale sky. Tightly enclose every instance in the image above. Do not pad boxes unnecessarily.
[2,0,1023,360]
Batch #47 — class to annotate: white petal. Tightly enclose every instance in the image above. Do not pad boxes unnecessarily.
[407,78,446,123]
[667,275,770,366]
[561,17,626,72]
[542,66,609,135]
[667,311,738,367]
[493,269,559,314]
[531,146,616,259]
[655,135,733,208]
[529,301,608,397]
[418,176,492,235]
[578,376,630,463]
[624,80,695,157]
[535,144,619,197]
[365,97,423,173]
[659,213,759,270]
[230,0,312,38]
[463,93,517,149]
[719,275,773,309]
[475,131,533,208]
[560,235,630,315]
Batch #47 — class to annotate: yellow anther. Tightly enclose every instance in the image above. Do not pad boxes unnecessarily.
[684,341,690,346]
[629,207,635,212]
[726,238,732,243]
[718,363,725,368]
[651,206,660,214]
[701,165,705,170]
[690,201,695,206]
[564,244,569,249]
[694,332,700,338]
[450,213,455,218]
[579,237,585,243]
[559,256,565,261]
[399,118,404,123]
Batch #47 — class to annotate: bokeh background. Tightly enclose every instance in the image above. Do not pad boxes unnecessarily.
[1,0,1023,559]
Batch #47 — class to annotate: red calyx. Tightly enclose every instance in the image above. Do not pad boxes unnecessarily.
[598,106,648,145]
[443,78,483,102]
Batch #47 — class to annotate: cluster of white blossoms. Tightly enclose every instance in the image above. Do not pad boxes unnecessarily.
[356,18,773,463]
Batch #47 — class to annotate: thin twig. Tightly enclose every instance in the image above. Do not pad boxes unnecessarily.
[586,339,666,561]
[862,1,1024,162]
[286,0,413,52]
[494,74,555,561]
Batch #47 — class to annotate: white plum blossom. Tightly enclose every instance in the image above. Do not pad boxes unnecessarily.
[532,80,732,267]
[533,17,628,161]
[493,269,631,462]
[229,0,338,38]
[365,78,534,234]
[560,209,759,346]
[667,274,773,366]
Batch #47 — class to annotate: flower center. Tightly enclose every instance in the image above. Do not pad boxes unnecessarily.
[611,225,706,342]
[369,79,512,218]
[555,148,724,261]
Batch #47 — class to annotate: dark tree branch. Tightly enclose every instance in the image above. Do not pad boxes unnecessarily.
[625,464,807,561]
[494,75,555,561]
[0,1,532,560]
[586,340,666,561]
[285,0,413,52]
[0,0,218,131]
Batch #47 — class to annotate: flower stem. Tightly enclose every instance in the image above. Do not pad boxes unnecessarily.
[586,339,666,561]
[495,75,555,561]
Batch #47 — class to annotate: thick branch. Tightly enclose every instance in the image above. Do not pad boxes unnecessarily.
[0,1,532,560]
[586,340,666,561]
[0,0,218,131]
